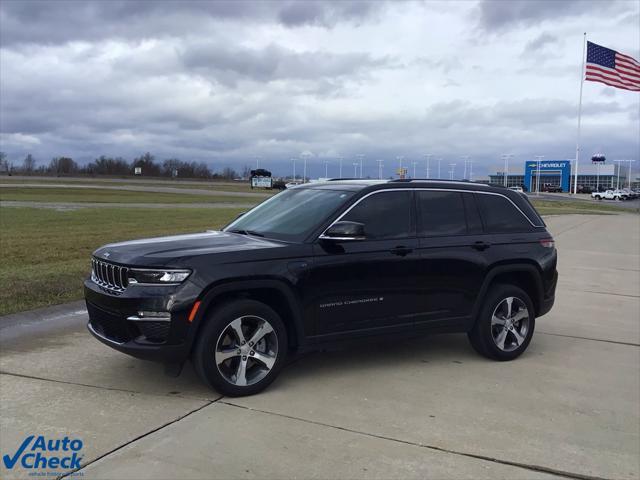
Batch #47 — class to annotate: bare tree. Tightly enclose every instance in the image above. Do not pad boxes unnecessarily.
[23,154,36,174]
[48,157,78,175]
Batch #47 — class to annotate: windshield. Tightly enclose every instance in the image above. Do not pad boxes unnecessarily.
[224,188,354,242]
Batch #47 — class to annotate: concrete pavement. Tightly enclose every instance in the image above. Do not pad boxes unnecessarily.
[1,213,638,479]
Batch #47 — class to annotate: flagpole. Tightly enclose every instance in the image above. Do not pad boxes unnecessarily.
[573,32,587,195]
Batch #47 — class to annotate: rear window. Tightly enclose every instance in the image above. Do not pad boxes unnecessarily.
[476,194,533,233]
[417,191,467,236]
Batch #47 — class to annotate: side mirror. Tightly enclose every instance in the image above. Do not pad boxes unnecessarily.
[320,221,365,241]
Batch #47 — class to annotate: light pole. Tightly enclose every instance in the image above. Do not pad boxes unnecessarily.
[461,155,469,180]
[615,160,636,189]
[615,160,623,190]
[501,154,514,187]
[353,162,358,177]
[338,156,343,178]
[356,154,365,178]
[324,160,329,178]
[412,161,418,179]
[468,158,474,181]
[437,157,442,178]
[449,163,456,180]
[291,158,297,182]
[376,160,384,179]
[424,154,432,179]
[534,155,544,195]
[300,152,312,183]
[255,155,261,169]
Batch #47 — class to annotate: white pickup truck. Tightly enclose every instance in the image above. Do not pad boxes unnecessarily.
[591,190,627,201]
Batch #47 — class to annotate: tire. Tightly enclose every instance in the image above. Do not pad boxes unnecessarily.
[467,284,535,361]
[193,299,288,396]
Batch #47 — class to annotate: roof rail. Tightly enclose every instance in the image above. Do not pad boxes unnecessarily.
[389,178,490,187]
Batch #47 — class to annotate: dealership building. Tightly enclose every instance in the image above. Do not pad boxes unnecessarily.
[487,160,630,192]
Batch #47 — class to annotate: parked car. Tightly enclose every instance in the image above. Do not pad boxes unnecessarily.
[541,183,562,193]
[271,180,287,190]
[591,189,626,201]
[85,179,558,396]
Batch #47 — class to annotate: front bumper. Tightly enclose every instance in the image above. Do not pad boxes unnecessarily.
[84,279,200,363]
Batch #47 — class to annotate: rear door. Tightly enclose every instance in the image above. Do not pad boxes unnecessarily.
[413,190,489,328]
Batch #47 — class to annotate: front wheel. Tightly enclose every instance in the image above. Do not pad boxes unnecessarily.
[193,299,288,396]
[468,284,535,361]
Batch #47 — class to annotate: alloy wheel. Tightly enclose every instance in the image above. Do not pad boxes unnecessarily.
[215,315,279,387]
[490,297,530,352]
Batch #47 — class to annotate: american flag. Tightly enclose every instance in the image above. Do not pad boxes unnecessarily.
[585,41,640,92]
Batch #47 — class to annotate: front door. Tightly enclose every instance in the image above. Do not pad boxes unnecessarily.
[307,190,421,337]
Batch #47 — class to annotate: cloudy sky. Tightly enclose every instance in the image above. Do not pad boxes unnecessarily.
[1,0,638,178]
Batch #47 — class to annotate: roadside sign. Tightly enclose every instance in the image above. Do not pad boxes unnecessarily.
[251,176,272,188]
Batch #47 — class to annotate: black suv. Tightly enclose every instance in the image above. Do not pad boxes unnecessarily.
[85,180,557,396]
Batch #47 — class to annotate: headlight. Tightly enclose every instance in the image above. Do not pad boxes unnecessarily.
[128,269,191,285]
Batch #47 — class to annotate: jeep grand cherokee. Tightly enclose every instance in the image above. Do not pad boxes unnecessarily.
[85,179,557,396]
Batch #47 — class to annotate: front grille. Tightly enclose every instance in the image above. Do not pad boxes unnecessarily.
[91,258,129,294]
[87,302,133,343]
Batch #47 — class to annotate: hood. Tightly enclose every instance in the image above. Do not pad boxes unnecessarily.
[93,230,285,266]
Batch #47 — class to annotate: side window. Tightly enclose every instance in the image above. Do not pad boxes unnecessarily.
[417,191,467,236]
[463,193,483,234]
[476,194,532,233]
[342,191,412,240]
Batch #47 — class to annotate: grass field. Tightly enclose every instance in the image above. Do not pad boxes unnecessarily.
[0,182,635,317]
[0,187,265,204]
[0,206,243,316]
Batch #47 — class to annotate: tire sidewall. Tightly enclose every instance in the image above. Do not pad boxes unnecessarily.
[194,299,288,396]
[475,284,536,361]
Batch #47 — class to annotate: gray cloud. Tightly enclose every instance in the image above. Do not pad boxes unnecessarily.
[0,0,638,178]
[179,43,391,86]
[477,0,627,30]
[523,32,558,53]
[0,0,386,46]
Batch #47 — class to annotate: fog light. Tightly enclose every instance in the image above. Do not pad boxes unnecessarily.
[127,311,171,322]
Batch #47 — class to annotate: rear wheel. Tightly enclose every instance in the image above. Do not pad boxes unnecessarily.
[468,284,535,360]
[193,299,288,396]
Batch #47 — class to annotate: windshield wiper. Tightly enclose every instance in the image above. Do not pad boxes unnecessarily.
[229,229,265,237]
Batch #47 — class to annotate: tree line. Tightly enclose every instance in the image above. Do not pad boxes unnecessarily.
[0,152,249,180]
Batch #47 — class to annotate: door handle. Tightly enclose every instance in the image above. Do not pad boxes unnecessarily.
[390,246,413,257]
[472,241,491,251]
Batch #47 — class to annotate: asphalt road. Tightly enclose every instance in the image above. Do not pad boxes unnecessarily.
[1,214,638,479]
[528,191,640,210]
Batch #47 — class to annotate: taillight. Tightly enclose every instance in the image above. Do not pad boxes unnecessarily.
[540,238,555,248]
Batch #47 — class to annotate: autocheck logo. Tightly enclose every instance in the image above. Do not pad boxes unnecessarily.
[3,435,84,472]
